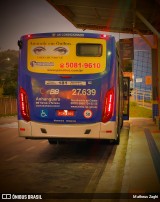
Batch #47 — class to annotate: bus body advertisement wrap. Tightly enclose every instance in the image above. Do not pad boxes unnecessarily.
[28,37,106,74]
[31,76,101,124]
[18,32,129,144]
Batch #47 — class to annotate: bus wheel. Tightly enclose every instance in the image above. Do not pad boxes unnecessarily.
[48,139,58,144]
[115,113,122,145]
[120,116,124,129]
[48,139,67,144]
[114,123,120,145]
[114,133,120,145]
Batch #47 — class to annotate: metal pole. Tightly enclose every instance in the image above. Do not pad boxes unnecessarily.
[158,38,160,129]
[4,98,7,115]
[10,97,12,114]
[136,11,160,38]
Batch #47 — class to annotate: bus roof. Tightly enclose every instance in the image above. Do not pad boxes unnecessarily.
[20,32,113,40]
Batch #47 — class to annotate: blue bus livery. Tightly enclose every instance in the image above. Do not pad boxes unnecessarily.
[17,32,129,144]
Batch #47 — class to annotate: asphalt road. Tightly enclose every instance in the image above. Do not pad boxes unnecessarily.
[1,117,159,202]
[0,116,121,197]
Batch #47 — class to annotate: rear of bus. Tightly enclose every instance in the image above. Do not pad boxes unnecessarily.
[17,32,119,142]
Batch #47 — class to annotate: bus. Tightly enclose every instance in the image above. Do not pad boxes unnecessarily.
[17,32,129,144]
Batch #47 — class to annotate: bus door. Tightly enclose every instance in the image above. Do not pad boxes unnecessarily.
[123,77,130,120]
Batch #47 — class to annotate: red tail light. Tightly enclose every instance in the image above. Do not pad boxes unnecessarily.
[102,88,114,123]
[19,87,30,122]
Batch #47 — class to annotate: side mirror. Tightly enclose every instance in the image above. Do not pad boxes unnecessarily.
[18,40,23,49]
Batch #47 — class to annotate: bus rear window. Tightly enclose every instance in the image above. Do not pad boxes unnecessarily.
[76,44,102,57]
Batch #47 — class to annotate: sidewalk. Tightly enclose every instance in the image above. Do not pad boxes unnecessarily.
[121,118,160,193]
[93,118,160,201]
[0,115,17,124]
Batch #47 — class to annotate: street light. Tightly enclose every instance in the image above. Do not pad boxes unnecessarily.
[0,57,10,64]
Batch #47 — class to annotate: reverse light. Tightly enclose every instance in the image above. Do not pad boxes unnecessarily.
[19,87,30,122]
[102,88,114,123]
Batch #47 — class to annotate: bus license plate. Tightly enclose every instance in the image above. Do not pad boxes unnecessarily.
[57,110,75,117]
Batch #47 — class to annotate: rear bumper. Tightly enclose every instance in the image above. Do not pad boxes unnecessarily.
[18,120,117,140]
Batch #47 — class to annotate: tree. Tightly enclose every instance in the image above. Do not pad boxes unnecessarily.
[0,50,18,97]
[3,64,18,97]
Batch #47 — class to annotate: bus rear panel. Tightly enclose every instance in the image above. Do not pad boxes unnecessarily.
[18,32,124,143]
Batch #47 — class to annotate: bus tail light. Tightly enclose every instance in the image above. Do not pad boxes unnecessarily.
[102,88,114,123]
[19,87,30,122]
[100,34,109,40]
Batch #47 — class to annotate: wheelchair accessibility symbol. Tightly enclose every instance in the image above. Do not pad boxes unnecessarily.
[40,109,48,118]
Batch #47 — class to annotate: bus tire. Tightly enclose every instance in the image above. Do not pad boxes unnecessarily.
[114,133,120,145]
[48,139,58,144]
[120,117,124,129]
[115,117,121,145]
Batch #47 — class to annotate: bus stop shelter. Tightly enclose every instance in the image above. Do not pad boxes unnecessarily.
[47,0,160,128]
